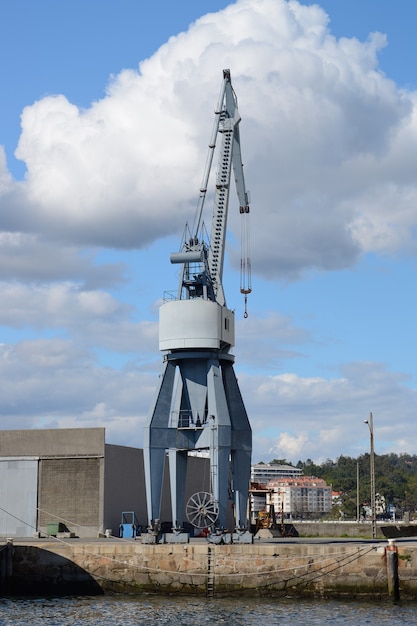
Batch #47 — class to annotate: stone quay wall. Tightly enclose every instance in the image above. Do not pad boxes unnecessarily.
[293,521,385,538]
[2,539,417,599]
[293,521,406,539]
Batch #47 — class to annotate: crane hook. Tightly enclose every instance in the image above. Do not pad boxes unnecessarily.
[243,294,248,318]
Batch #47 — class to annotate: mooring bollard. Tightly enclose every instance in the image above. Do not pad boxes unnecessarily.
[386,539,400,601]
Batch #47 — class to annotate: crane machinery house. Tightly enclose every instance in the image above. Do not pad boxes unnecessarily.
[143,70,253,544]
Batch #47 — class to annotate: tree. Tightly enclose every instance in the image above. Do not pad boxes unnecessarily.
[270,458,292,466]
[266,452,417,517]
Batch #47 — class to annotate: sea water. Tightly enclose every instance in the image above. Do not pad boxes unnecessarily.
[0,595,416,626]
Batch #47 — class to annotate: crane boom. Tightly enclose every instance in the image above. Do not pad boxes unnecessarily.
[170,69,251,314]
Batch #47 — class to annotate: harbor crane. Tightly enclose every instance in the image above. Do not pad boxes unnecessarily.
[143,70,252,542]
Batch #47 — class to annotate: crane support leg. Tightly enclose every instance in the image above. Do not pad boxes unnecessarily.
[232,449,252,529]
[222,360,252,529]
[168,449,188,530]
[143,360,177,527]
[207,362,232,528]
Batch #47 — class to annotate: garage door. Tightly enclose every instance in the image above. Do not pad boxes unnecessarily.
[0,457,38,537]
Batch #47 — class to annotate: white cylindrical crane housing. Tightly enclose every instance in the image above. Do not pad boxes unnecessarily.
[159,299,235,351]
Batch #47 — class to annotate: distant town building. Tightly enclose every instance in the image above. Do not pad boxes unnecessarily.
[250,464,303,525]
[251,463,302,485]
[363,493,386,519]
[266,476,332,518]
[249,464,332,522]
[332,490,343,506]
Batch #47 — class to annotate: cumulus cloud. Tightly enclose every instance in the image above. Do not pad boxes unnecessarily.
[0,282,125,327]
[245,361,417,463]
[0,0,415,278]
[0,281,159,355]
[0,232,125,287]
[235,310,311,369]
[0,338,155,439]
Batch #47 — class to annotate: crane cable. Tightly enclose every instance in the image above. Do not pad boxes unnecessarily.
[240,203,251,318]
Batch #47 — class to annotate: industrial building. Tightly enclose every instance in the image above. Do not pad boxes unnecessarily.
[0,427,208,538]
[0,426,334,538]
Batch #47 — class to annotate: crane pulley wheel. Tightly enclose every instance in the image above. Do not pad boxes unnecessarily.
[186,491,219,528]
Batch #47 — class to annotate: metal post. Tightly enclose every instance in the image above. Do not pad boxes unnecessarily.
[364,412,376,539]
[386,539,400,601]
[356,461,360,523]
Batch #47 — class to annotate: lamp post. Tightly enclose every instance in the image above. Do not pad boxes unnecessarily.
[364,412,376,539]
[356,461,360,523]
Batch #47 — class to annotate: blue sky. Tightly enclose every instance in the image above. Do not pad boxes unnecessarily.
[0,0,416,464]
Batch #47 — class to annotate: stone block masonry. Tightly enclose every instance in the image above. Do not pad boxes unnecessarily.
[3,539,417,599]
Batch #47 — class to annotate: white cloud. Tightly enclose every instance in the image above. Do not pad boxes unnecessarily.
[0,0,414,277]
[235,311,310,369]
[0,232,125,286]
[0,282,126,327]
[0,338,155,432]
[0,333,415,467]
[0,282,159,355]
[269,431,310,461]
[0,147,13,192]
[242,361,417,463]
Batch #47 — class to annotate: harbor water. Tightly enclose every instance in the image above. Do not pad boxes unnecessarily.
[0,595,416,625]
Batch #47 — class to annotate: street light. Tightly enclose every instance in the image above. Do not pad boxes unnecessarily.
[356,461,360,523]
[364,412,376,539]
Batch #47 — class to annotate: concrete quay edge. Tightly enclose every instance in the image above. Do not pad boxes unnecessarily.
[2,536,417,599]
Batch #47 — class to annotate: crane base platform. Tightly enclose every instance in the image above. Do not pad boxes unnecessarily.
[232,531,253,544]
[164,532,190,544]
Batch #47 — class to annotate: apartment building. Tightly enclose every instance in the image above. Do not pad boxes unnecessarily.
[267,476,332,518]
[251,463,302,485]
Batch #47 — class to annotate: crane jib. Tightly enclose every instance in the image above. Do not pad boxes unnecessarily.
[172,69,252,319]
